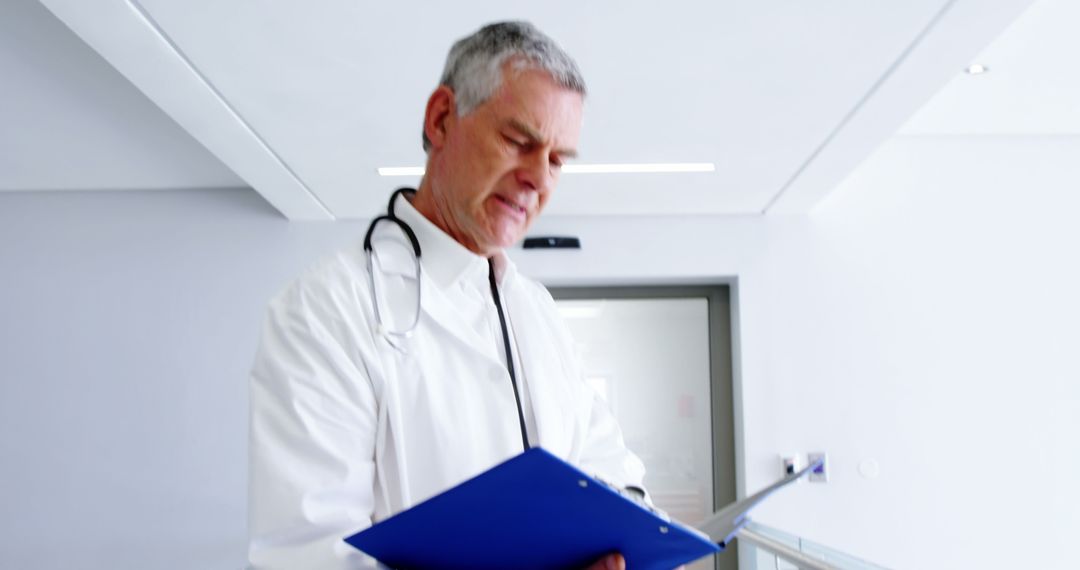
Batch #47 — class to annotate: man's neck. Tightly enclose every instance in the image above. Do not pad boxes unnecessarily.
[411,176,492,257]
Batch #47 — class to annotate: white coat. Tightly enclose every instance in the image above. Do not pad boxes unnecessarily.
[247,198,646,569]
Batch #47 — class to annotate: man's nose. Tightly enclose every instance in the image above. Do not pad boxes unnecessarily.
[515,151,552,194]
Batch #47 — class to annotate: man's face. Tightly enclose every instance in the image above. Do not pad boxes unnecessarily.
[425,66,583,255]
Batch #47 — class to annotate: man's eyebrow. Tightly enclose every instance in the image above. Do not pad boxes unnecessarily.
[506,119,541,142]
[506,119,578,159]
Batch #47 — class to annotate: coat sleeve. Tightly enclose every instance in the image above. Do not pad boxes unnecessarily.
[577,387,647,488]
[575,371,649,493]
[247,277,385,569]
[533,284,649,493]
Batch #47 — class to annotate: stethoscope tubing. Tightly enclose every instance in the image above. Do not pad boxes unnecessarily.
[364,188,422,338]
[364,188,530,451]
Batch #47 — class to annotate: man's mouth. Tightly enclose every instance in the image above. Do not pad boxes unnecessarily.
[495,195,526,216]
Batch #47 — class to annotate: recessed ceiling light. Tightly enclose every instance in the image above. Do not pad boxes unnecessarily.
[964,63,989,75]
[377,163,715,176]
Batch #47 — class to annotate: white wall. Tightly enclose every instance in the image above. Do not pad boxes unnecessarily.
[521,135,1080,569]
[743,136,1080,569]
[0,188,363,569]
[2,135,1076,569]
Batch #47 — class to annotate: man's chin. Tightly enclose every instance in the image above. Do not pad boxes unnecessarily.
[468,236,517,257]
[485,227,527,251]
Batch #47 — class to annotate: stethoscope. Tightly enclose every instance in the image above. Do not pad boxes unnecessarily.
[363,188,422,340]
[363,188,531,451]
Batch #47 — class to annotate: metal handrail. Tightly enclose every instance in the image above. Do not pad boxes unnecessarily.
[737,526,840,570]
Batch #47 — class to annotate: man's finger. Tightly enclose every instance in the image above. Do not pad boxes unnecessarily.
[584,552,625,570]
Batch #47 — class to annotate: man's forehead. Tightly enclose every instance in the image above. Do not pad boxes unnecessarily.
[502,117,580,157]
[487,84,582,141]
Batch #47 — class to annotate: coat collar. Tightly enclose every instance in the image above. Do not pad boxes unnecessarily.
[393,195,491,288]
[375,193,522,365]
[367,191,568,453]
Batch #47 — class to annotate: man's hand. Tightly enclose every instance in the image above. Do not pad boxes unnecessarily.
[585,553,687,570]
[585,553,624,570]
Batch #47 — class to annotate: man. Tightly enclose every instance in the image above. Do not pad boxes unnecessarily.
[248,22,645,569]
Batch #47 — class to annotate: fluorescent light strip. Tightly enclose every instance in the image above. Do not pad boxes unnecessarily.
[377,163,715,176]
[563,162,715,174]
[377,166,427,176]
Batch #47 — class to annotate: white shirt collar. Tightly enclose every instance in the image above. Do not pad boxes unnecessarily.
[393,192,494,289]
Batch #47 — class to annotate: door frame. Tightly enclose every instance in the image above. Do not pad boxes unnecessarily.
[549,284,740,570]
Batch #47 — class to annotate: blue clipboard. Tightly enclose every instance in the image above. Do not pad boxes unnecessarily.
[344,447,720,570]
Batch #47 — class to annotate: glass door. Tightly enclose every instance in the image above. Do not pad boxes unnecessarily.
[552,286,737,570]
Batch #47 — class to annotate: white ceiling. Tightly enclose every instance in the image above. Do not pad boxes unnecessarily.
[8,0,1043,218]
[901,0,1080,135]
[0,0,242,192]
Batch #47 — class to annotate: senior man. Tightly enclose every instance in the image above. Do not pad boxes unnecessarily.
[248,22,646,569]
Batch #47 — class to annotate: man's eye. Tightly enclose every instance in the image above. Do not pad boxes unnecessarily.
[505,136,526,148]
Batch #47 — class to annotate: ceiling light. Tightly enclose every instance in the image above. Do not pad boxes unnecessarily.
[377,166,426,176]
[562,163,715,174]
[964,63,989,75]
[377,162,715,176]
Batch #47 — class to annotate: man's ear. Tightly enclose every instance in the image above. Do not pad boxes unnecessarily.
[423,86,456,150]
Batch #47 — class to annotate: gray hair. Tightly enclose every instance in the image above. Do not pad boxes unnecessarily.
[422,21,586,151]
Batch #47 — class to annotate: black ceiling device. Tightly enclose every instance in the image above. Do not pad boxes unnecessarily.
[523,236,581,249]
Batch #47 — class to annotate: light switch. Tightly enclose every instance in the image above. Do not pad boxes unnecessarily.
[808,452,828,483]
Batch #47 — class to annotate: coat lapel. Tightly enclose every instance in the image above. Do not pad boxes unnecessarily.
[418,267,507,370]
[374,246,505,369]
